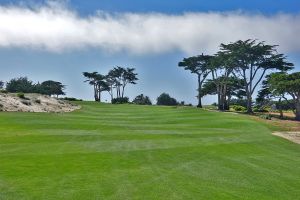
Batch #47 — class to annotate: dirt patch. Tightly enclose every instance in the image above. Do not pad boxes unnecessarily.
[272,132,300,144]
[0,93,80,113]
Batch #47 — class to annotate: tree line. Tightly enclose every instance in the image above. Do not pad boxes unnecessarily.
[83,66,138,103]
[179,39,300,120]
[0,77,65,97]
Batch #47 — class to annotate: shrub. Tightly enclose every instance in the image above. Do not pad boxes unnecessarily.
[230,99,248,107]
[253,106,269,113]
[17,93,25,99]
[112,97,129,104]
[132,94,152,105]
[0,89,8,93]
[232,105,247,112]
[156,93,178,106]
[259,114,272,120]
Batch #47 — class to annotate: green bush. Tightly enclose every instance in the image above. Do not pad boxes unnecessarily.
[232,105,247,112]
[253,106,269,113]
[17,93,25,99]
[156,93,178,106]
[132,94,152,105]
[259,114,272,120]
[0,89,8,93]
[112,97,129,104]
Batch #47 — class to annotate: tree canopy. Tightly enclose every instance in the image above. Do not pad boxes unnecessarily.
[133,94,152,105]
[180,39,294,113]
[222,39,293,112]
[83,66,138,102]
[39,80,65,97]
[5,77,66,97]
[268,72,300,120]
[178,54,212,108]
[156,93,178,106]
[6,77,35,93]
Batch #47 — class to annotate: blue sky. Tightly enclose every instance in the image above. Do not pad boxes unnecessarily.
[0,0,299,104]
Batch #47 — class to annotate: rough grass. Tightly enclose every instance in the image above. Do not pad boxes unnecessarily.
[0,102,299,200]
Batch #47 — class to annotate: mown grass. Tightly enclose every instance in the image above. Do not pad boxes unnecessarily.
[0,102,299,199]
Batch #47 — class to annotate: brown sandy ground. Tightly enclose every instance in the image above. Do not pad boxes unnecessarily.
[0,93,80,113]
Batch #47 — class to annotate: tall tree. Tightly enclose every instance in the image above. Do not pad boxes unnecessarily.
[108,67,138,99]
[178,54,212,108]
[268,72,300,121]
[83,72,99,101]
[6,77,35,93]
[40,80,65,98]
[201,76,245,110]
[105,74,116,101]
[256,74,287,118]
[95,74,110,102]
[222,39,293,113]
[121,68,138,98]
[83,72,109,102]
[108,67,123,98]
[208,52,236,110]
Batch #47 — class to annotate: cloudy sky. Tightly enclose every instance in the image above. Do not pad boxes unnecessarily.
[0,0,299,104]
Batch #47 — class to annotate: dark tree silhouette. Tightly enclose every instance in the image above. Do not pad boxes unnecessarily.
[6,77,35,93]
[133,94,152,105]
[40,80,65,98]
[178,54,212,108]
[108,67,138,98]
[156,93,178,106]
[201,76,245,110]
[83,72,109,102]
[221,39,293,113]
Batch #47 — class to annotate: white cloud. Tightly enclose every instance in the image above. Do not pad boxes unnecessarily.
[0,2,299,54]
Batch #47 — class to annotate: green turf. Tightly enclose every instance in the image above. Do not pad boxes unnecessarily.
[0,102,299,199]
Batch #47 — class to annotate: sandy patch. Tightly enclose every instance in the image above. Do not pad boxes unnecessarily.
[272,132,300,144]
[0,93,80,113]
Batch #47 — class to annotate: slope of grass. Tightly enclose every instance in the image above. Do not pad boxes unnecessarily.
[0,102,299,199]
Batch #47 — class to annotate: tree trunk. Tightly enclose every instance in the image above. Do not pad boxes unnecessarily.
[217,87,222,110]
[226,95,231,111]
[197,75,202,108]
[98,90,101,102]
[117,86,120,98]
[121,85,125,98]
[246,93,253,113]
[110,91,113,101]
[218,85,227,111]
[197,98,202,108]
[94,85,98,101]
[278,98,283,119]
